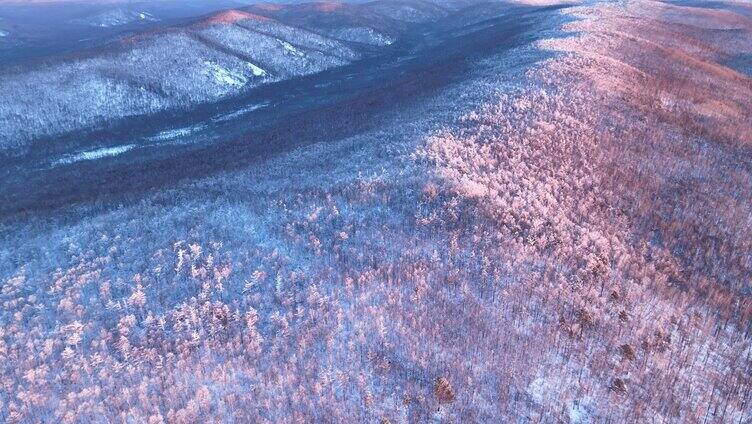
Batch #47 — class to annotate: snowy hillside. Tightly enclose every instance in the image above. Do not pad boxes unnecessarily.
[0,1,471,152]
[0,4,396,151]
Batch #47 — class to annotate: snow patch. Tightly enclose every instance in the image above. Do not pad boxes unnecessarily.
[247,62,268,77]
[148,124,207,142]
[212,103,269,122]
[279,40,305,57]
[204,61,247,87]
[54,144,135,166]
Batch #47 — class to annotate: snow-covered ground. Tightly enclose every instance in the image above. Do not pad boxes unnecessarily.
[212,102,268,122]
[146,124,208,143]
[53,144,136,166]
[203,60,250,87]
[247,62,268,77]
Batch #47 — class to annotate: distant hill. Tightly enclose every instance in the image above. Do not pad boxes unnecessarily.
[0,0,465,151]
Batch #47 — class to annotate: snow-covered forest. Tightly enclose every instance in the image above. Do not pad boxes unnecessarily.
[1,0,751,422]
